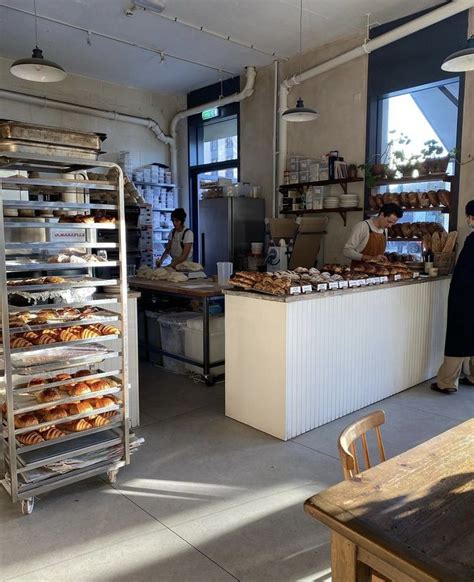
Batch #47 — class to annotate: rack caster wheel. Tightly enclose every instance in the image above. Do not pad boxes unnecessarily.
[107,469,119,484]
[204,376,215,387]
[21,497,35,515]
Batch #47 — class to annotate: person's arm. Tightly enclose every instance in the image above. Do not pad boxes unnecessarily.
[156,240,172,267]
[170,243,192,268]
[343,222,370,261]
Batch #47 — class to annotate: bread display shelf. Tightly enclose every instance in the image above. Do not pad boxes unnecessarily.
[366,207,448,214]
[373,174,453,186]
[6,260,119,272]
[8,297,119,314]
[6,241,118,250]
[7,334,120,355]
[3,221,118,230]
[2,200,117,210]
[0,176,117,190]
[387,237,424,242]
[12,369,121,391]
[7,277,118,292]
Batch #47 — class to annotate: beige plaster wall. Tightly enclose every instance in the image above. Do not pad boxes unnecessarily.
[240,34,368,263]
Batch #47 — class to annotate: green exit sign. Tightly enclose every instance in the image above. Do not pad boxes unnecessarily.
[202,107,219,120]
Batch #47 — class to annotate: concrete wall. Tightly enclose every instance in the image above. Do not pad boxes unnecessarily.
[0,56,183,171]
[240,34,367,264]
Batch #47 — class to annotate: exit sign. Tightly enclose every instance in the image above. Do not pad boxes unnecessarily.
[202,107,219,120]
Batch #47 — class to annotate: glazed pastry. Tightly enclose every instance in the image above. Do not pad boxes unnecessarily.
[43,407,68,422]
[36,388,62,403]
[67,382,92,396]
[17,431,44,445]
[64,419,92,432]
[41,426,66,440]
[67,400,94,415]
[15,413,39,428]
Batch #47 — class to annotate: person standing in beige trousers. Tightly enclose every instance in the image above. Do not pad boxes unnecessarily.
[432,200,474,394]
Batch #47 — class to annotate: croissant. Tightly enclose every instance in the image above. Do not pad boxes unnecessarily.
[36,388,62,403]
[59,329,80,342]
[15,413,39,428]
[41,427,66,440]
[37,335,57,345]
[27,378,47,388]
[53,373,72,383]
[81,328,101,339]
[68,400,94,415]
[89,380,112,392]
[89,415,110,427]
[17,431,44,445]
[43,407,68,422]
[41,329,59,338]
[73,369,91,378]
[11,337,33,348]
[67,382,91,396]
[100,411,118,419]
[64,419,92,432]
[23,331,40,342]
[92,397,115,409]
[96,324,120,336]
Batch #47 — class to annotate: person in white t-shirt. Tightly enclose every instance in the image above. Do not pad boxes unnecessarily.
[156,208,194,269]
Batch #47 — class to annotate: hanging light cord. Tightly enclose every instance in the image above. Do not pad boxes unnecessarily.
[33,0,38,48]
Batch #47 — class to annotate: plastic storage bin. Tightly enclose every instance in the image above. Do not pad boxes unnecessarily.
[184,315,225,375]
[158,312,199,374]
[145,310,163,366]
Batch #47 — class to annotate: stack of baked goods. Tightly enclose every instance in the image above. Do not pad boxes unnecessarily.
[388,221,445,240]
[424,230,457,253]
[9,306,103,328]
[230,272,290,295]
[368,189,451,211]
[58,213,116,224]
[7,276,67,287]
[9,323,121,348]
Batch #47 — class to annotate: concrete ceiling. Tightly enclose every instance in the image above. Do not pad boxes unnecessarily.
[0,0,444,94]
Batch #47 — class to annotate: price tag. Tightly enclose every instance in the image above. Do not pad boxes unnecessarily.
[328,281,339,290]
[374,277,381,284]
[394,274,402,281]
[290,286,302,295]
[317,283,328,292]
[359,279,368,286]
[338,280,349,289]
[301,284,313,294]
[413,272,420,279]
[380,276,389,283]
[349,280,360,288]
[367,277,376,285]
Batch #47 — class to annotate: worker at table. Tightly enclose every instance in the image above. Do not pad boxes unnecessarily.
[343,203,403,266]
[156,208,194,269]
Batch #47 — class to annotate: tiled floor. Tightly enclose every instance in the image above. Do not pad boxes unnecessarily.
[1,362,473,581]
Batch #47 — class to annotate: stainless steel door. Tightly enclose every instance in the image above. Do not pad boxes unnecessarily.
[199,198,231,275]
[231,198,265,263]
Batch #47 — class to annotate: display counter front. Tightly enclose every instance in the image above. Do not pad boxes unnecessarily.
[225,277,450,440]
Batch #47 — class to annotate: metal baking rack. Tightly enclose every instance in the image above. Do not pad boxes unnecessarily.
[0,151,131,514]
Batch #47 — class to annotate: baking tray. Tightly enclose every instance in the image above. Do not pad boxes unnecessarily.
[0,140,101,160]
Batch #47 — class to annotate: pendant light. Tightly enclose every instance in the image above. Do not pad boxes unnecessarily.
[10,0,66,82]
[281,0,318,122]
[441,36,474,72]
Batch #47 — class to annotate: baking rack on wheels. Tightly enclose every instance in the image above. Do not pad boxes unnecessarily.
[0,151,134,514]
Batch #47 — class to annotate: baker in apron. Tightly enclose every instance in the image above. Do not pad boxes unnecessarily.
[431,200,474,394]
[343,203,403,267]
[156,208,194,269]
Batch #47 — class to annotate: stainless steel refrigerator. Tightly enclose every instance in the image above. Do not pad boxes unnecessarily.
[199,197,265,275]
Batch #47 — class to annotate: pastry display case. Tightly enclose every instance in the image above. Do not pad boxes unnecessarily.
[0,150,133,514]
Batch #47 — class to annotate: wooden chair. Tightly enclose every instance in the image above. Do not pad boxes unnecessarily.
[338,410,387,481]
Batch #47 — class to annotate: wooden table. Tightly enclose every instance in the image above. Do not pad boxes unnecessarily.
[128,277,224,385]
[304,419,474,582]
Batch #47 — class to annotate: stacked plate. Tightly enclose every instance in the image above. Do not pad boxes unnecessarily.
[339,194,359,208]
[323,196,340,209]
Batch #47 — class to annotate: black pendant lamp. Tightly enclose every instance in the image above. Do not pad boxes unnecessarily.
[282,0,318,122]
[10,0,66,82]
[441,36,474,72]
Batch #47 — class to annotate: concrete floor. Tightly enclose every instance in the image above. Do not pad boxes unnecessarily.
[1,362,473,581]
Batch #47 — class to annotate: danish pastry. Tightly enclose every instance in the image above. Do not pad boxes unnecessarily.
[17,431,44,445]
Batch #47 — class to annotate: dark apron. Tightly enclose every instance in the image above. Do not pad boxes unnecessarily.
[351,221,387,269]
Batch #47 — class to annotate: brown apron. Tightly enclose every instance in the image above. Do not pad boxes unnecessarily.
[351,221,386,269]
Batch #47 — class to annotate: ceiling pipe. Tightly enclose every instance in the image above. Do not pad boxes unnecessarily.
[278,0,474,191]
[168,65,257,188]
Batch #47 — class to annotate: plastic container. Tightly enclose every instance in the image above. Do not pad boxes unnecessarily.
[184,315,225,375]
[251,242,264,255]
[145,310,163,366]
[217,262,233,285]
[157,312,200,374]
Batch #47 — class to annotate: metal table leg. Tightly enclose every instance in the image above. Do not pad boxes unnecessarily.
[202,296,214,385]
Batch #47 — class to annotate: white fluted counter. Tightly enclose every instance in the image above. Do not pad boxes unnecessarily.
[224,277,450,440]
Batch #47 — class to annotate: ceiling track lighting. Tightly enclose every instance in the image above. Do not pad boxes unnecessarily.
[281,0,318,122]
[10,0,66,82]
[441,36,474,72]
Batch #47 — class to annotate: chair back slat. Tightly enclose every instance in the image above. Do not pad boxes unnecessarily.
[338,410,386,480]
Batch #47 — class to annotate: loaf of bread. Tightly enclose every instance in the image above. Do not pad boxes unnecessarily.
[417,192,430,208]
[15,413,39,428]
[67,382,91,396]
[36,388,62,403]
[399,193,409,208]
[443,231,458,253]
[423,234,432,252]
[401,223,413,238]
[440,231,448,251]
[17,431,44,445]
[368,195,378,210]
[431,232,442,252]
[427,190,439,207]
[28,378,47,388]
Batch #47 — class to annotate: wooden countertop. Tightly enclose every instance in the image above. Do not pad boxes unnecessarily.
[128,277,224,298]
[304,418,474,581]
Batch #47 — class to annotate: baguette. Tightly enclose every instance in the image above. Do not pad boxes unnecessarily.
[423,234,432,253]
[440,231,448,250]
[443,231,458,253]
[431,232,442,253]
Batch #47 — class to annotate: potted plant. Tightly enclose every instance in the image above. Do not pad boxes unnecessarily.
[420,139,448,175]
[393,151,420,178]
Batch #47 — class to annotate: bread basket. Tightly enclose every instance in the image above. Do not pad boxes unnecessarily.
[433,252,456,275]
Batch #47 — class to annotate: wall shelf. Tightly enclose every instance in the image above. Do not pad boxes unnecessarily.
[373,174,453,187]
[134,181,175,189]
[279,177,363,195]
[366,206,450,215]
[284,207,362,226]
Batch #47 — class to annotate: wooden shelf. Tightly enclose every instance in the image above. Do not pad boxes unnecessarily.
[279,177,363,195]
[387,238,423,242]
[284,207,362,226]
[366,207,450,215]
[373,174,453,187]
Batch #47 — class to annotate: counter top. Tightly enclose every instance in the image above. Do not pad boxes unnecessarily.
[224,275,451,303]
[129,277,223,298]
